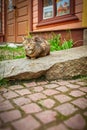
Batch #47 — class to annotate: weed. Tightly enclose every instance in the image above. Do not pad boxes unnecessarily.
[48,32,73,51]
[26,33,32,39]
[0,78,9,87]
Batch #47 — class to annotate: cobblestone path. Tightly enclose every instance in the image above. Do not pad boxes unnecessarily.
[0,79,87,130]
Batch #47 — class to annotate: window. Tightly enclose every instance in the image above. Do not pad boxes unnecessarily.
[38,0,78,26]
[0,0,2,32]
[43,0,53,19]
[56,0,70,17]
[8,0,14,11]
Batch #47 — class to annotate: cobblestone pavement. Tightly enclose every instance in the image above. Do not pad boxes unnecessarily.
[0,79,87,130]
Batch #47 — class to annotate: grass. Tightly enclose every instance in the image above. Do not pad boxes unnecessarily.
[0,45,26,61]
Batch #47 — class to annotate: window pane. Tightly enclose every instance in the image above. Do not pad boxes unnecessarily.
[56,0,70,16]
[8,0,13,11]
[43,0,53,19]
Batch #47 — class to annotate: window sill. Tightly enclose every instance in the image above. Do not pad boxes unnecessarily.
[37,15,78,27]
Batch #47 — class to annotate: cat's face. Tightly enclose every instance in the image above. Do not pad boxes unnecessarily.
[26,43,35,54]
[23,37,35,54]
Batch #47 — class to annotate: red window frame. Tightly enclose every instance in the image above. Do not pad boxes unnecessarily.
[0,0,2,33]
[37,0,78,27]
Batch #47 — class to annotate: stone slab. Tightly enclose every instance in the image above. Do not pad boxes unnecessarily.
[0,46,87,80]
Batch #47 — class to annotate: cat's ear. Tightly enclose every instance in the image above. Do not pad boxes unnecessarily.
[33,36,41,42]
[22,36,31,46]
[22,36,28,46]
[22,36,26,41]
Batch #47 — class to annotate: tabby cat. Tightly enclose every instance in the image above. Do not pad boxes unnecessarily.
[23,36,50,59]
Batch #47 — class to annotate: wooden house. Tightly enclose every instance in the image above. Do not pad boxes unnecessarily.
[0,0,87,46]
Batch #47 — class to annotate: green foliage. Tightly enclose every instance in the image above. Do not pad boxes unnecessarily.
[48,33,73,51]
[0,78,9,87]
[62,39,73,49]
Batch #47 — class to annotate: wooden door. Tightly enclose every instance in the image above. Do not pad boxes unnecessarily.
[6,0,16,42]
[6,0,29,43]
[15,0,29,42]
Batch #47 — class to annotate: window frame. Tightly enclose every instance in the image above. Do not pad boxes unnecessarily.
[0,0,2,33]
[37,0,78,27]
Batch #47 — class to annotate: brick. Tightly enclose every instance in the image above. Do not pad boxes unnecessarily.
[0,120,2,127]
[44,84,58,88]
[15,89,31,96]
[12,115,40,130]
[50,80,59,84]
[0,128,12,130]
[0,101,14,111]
[28,93,46,101]
[0,110,21,123]
[24,82,37,87]
[43,89,59,96]
[83,111,87,116]
[3,91,19,99]
[76,81,86,86]
[56,86,69,92]
[72,97,87,109]
[33,86,44,92]
[79,87,87,93]
[35,110,57,124]
[21,103,42,114]
[69,90,86,97]
[64,114,86,130]
[9,85,23,90]
[54,94,72,103]
[0,88,8,94]
[57,81,70,85]
[54,103,78,116]
[47,124,68,130]
[13,97,31,106]
[37,81,48,85]
[69,80,79,83]
[39,99,55,108]
[0,95,4,102]
[66,84,80,89]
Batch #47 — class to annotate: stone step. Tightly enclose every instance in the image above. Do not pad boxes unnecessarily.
[0,45,87,80]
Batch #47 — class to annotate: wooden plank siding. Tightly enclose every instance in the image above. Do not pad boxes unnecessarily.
[2,0,5,34]
[32,0,83,32]
[0,0,5,42]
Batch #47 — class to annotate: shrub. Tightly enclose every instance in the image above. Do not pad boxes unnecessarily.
[48,33,73,51]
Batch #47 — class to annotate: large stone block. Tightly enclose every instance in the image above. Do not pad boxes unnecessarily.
[0,46,87,80]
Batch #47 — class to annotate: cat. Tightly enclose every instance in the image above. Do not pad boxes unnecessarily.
[22,36,50,59]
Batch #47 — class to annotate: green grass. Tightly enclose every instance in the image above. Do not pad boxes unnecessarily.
[0,45,26,61]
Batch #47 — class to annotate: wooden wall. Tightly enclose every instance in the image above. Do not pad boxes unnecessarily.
[32,0,83,32]
[0,0,5,42]
[2,0,5,35]
[32,0,38,31]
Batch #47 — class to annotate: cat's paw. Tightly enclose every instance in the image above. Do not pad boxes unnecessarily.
[31,57,36,60]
